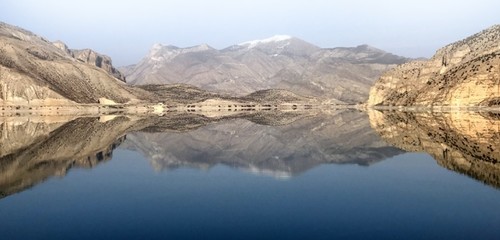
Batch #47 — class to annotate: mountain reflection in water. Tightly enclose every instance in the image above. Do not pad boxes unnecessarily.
[0,109,499,199]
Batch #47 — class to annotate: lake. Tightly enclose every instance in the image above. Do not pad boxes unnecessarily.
[0,110,499,239]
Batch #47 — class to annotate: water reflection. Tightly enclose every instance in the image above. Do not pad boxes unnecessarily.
[368,110,500,187]
[0,117,133,198]
[0,111,401,198]
[1,109,499,199]
[122,110,401,177]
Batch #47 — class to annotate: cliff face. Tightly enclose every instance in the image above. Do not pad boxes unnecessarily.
[369,110,500,187]
[0,22,147,105]
[122,38,410,104]
[52,41,125,82]
[368,25,500,107]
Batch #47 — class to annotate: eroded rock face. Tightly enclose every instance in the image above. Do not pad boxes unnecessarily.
[75,49,125,82]
[368,25,500,107]
[368,110,500,187]
[0,22,143,105]
[53,42,126,82]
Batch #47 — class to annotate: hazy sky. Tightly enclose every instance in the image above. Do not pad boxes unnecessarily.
[1,0,499,66]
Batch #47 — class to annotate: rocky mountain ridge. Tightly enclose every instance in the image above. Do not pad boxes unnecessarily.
[122,35,410,103]
[368,25,500,107]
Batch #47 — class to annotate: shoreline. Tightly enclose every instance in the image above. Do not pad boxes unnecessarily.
[1,102,499,118]
[368,105,500,113]
[0,102,363,118]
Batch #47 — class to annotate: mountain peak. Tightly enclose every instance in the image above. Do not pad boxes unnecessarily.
[238,35,294,48]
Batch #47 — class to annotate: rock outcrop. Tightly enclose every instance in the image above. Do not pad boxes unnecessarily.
[122,37,410,103]
[368,25,500,107]
[52,41,125,82]
[369,110,500,188]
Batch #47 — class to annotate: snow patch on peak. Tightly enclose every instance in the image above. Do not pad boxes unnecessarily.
[148,43,213,63]
[152,43,163,49]
[239,35,293,48]
[148,43,164,56]
[187,43,212,51]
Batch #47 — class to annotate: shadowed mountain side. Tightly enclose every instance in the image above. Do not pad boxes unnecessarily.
[138,84,312,105]
[122,111,403,178]
[368,110,500,188]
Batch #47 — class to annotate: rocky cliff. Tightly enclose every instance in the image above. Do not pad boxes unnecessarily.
[122,37,410,103]
[369,110,500,187]
[53,41,126,82]
[368,25,500,107]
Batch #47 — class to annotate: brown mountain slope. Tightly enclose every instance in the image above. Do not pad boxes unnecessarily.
[368,25,500,107]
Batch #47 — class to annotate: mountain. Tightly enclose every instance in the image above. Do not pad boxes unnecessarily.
[368,25,500,107]
[0,22,317,111]
[368,110,500,188]
[122,36,410,103]
[0,22,154,105]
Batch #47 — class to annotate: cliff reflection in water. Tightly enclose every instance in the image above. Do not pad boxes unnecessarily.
[369,110,500,187]
[0,110,401,198]
[1,109,499,199]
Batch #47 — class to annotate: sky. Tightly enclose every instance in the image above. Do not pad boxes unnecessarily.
[1,0,499,66]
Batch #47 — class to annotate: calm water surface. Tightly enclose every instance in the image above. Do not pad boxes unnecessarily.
[0,111,499,239]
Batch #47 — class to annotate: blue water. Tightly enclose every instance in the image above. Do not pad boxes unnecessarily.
[1,149,499,240]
